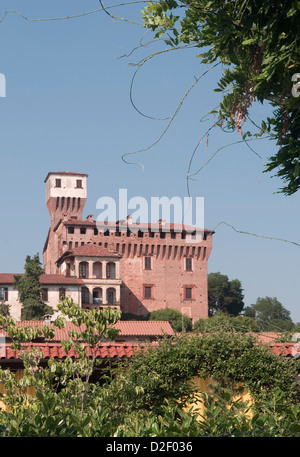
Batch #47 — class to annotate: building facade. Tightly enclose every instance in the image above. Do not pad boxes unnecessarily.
[1,171,214,322]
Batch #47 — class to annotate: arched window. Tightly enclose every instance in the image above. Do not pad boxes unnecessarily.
[93,288,103,305]
[106,288,116,305]
[93,262,102,279]
[106,262,116,279]
[79,261,89,278]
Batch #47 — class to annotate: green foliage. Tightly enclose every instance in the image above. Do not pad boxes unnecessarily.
[149,307,192,332]
[244,296,295,331]
[105,331,299,418]
[120,312,149,321]
[0,299,299,437]
[14,253,53,320]
[0,303,10,317]
[142,0,300,195]
[194,310,259,333]
[208,272,244,316]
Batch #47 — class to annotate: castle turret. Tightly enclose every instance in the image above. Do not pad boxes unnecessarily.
[44,171,88,228]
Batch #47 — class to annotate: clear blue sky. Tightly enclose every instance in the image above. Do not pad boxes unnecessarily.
[0,1,299,324]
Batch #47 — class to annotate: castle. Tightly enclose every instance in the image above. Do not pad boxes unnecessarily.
[0,172,213,322]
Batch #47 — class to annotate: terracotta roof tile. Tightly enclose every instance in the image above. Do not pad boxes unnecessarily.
[114,321,174,336]
[39,274,84,285]
[1,321,173,340]
[62,244,120,258]
[0,273,83,285]
[0,341,141,361]
[63,219,213,234]
[0,273,23,283]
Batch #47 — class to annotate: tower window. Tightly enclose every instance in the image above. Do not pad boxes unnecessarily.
[80,227,86,234]
[55,179,61,188]
[144,286,153,299]
[184,287,193,299]
[144,257,152,270]
[76,180,83,188]
[185,258,192,271]
[68,227,74,234]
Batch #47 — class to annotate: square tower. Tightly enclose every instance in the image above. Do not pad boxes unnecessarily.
[44,171,88,228]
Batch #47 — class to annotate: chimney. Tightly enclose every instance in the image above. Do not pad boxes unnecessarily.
[87,214,94,222]
[127,214,133,225]
[44,314,52,326]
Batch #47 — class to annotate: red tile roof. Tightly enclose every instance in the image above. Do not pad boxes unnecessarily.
[61,244,120,258]
[0,273,83,285]
[0,273,21,283]
[0,320,173,341]
[1,342,142,361]
[63,219,213,234]
[268,342,297,357]
[0,339,297,362]
[114,321,173,336]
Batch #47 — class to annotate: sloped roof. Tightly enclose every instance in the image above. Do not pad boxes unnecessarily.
[0,320,173,341]
[114,320,173,336]
[0,274,83,285]
[1,342,142,361]
[0,339,297,362]
[63,244,120,258]
[63,218,214,234]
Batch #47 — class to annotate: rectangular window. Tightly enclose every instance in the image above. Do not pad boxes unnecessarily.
[55,178,61,188]
[144,256,152,270]
[0,287,8,301]
[185,258,192,271]
[79,263,87,278]
[144,286,153,299]
[76,179,83,188]
[80,227,86,234]
[68,227,74,234]
[185,287,192,299]
[59,288,66,299]
[81,289,89,305]
[42,288,49,302]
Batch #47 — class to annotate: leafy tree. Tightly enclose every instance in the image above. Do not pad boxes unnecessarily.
[194,310,258,333]
[149,307,192,332]
[107,331,299,417]
[0,303,10,317]
[208,272,244,316]
[120,312,149,321]
[14,253,53,320]
[142,0,300,195]
[0,301,300,436]
[244,296,294,332]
